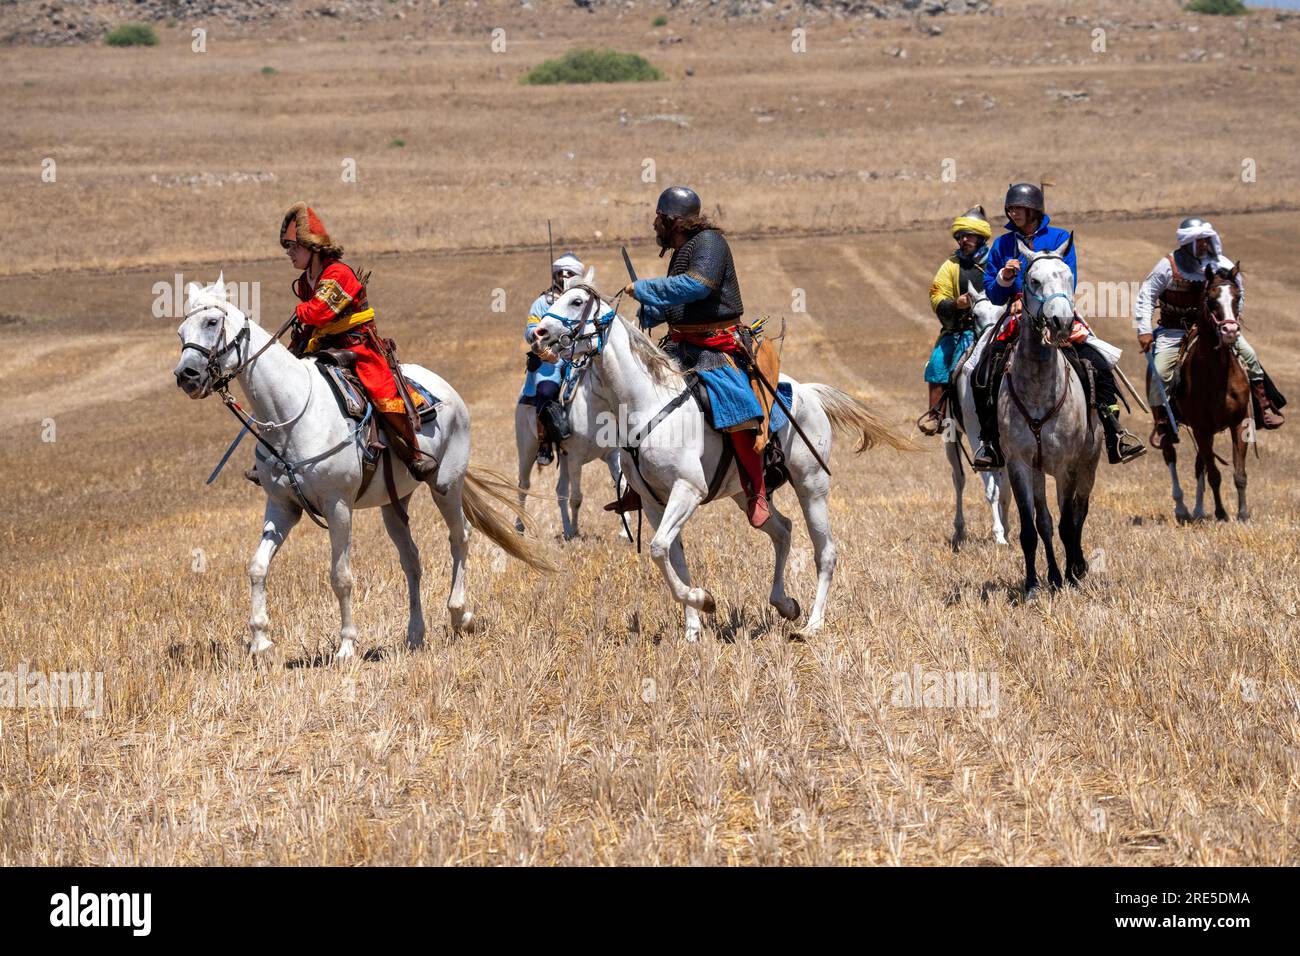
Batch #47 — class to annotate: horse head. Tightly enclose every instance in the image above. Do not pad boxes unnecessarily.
[530,266,614,364]
[173,273,252,399]
[1016,233,1076,346]
[1201,262,1242,347]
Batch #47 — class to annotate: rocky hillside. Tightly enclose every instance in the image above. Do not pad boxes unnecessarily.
[4,0,993,46]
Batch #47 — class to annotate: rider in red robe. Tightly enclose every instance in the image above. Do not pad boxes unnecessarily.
[279,202,437,479]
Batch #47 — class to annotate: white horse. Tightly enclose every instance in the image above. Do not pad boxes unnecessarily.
[514,376,626,541]
[998,238,1103,598]
[173,275,552,660]
[531,272,911,639]
[945,290,1010,549]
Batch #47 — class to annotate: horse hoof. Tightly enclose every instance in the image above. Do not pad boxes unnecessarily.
[247,635,275,656]
[452,610,477,634]
[1215,512,1228,523]
[1023,585,1041,603]
[336,639,358,662]
[691,589,716,614]
[405,632,426,651]
[774,597,801,622]
[994,534,1009,546]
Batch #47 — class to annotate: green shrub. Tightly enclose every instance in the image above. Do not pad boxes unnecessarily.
[523,48,663,85]
[652,14,668,27]
[261,66,277,75]
[1185,0,1247,14]
[105,23,158,47]
[388,138,406,148]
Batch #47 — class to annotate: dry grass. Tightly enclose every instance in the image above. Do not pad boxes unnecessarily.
[1,0,1298,866]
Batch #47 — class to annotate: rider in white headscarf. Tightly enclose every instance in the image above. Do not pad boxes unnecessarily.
[522,253,584,465]
[1135,218,1284,447]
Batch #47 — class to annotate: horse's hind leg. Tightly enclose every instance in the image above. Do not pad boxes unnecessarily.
[1057,483,1088,585]
[381,498,426,650]
[324,499,360,661]
[1232,421,1249,521]
[556,454,575,540]
[248,498,302,657]
[1192,445,1207,520]
[794,484,836,636]
[515,405,538,535]
[430,478,474,634]
[948,440,967,551]
[744,492,799,624]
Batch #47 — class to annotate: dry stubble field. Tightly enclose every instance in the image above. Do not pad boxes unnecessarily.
[1,0,1297,865]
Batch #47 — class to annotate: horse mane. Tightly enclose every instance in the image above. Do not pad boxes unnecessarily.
[618,315,683,386]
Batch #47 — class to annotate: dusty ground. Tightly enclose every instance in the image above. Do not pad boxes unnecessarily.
[0,0,1297,865]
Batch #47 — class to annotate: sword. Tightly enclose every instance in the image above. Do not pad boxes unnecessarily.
[620,245,645,327]
[1144,348,1178,434]
[733,328,832,478]
[207,422,252,484]
[1113,364,1150,415]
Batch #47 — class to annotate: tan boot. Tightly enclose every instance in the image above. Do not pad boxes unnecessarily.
[1253,381,1284,429]
[380,410,439,480]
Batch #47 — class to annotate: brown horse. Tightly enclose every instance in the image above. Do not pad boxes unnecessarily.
[1160,264,1251,522]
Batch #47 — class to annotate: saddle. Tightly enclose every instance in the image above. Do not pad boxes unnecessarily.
[314,359,440,501]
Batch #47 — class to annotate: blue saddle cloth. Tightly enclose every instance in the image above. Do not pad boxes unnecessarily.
[696,365,790,433]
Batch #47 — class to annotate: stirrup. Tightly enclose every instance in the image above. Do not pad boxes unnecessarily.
[916,408,943,436]
[971,442,1003,471]
[1111,432,1146,465]
[536,443,554,466]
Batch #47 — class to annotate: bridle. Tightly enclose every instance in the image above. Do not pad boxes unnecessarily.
[1199,271,1241,349]
[180,301,298,401]
[1020,253,1074,339]
[539,283,619,371]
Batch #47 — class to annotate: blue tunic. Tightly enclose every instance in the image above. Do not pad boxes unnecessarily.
[983,214,1078,306]
[520,291,567,404]
[632,274,769,431]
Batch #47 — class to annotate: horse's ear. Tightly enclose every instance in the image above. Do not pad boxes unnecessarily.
[582,266,595,286]
[185,281,204,304]
[1204,264,1215,283]
[1016,238,1036,261]
[1054,232,1073,259]
[212,272,227,302]
[1231,261,1241,279]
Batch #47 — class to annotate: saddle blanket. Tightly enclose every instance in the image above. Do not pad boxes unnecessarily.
[317,363,438,422]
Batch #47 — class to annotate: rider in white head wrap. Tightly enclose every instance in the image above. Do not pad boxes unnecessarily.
[521,252,586,465]
[1135,218,1284,446]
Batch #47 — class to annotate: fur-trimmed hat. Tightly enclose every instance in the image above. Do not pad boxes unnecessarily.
[279,202,343,258]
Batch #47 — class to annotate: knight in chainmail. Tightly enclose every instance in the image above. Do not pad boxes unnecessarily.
[608,185,779,529]
[1135,218,1285,447]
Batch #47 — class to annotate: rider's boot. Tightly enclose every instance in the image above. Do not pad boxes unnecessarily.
[1252,380,1285,429]
[536,441,554,466]
[604,486,642,514]
[380,409,440,480]
[1098,404,1146,465]
[1150,405,1179,448]
[917,382,945,436]
[731,431,772,528]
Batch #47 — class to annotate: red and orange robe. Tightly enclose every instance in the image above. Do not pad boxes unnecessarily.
[291,261,406,414]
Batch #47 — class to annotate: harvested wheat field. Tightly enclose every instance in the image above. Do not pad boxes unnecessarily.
[1,0,1297,868]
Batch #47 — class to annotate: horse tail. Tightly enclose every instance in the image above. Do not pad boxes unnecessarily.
[803,384,916,454]
[462,466,558,573]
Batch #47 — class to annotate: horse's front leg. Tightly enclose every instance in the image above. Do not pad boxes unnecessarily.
[1163,442,1189,523]
[1232,420,1249,521]
[948,438,966,551]
[1007,462,1040,598]
[1034,469,1063,590]
[381,497,426,650]
[646,482,711,619]
[324,499,360,661]
[1192,443,1208,520]
[248,498,302,657]
[559,452,579,541]
[1199,429,1227,521]
[748,493,799,623]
